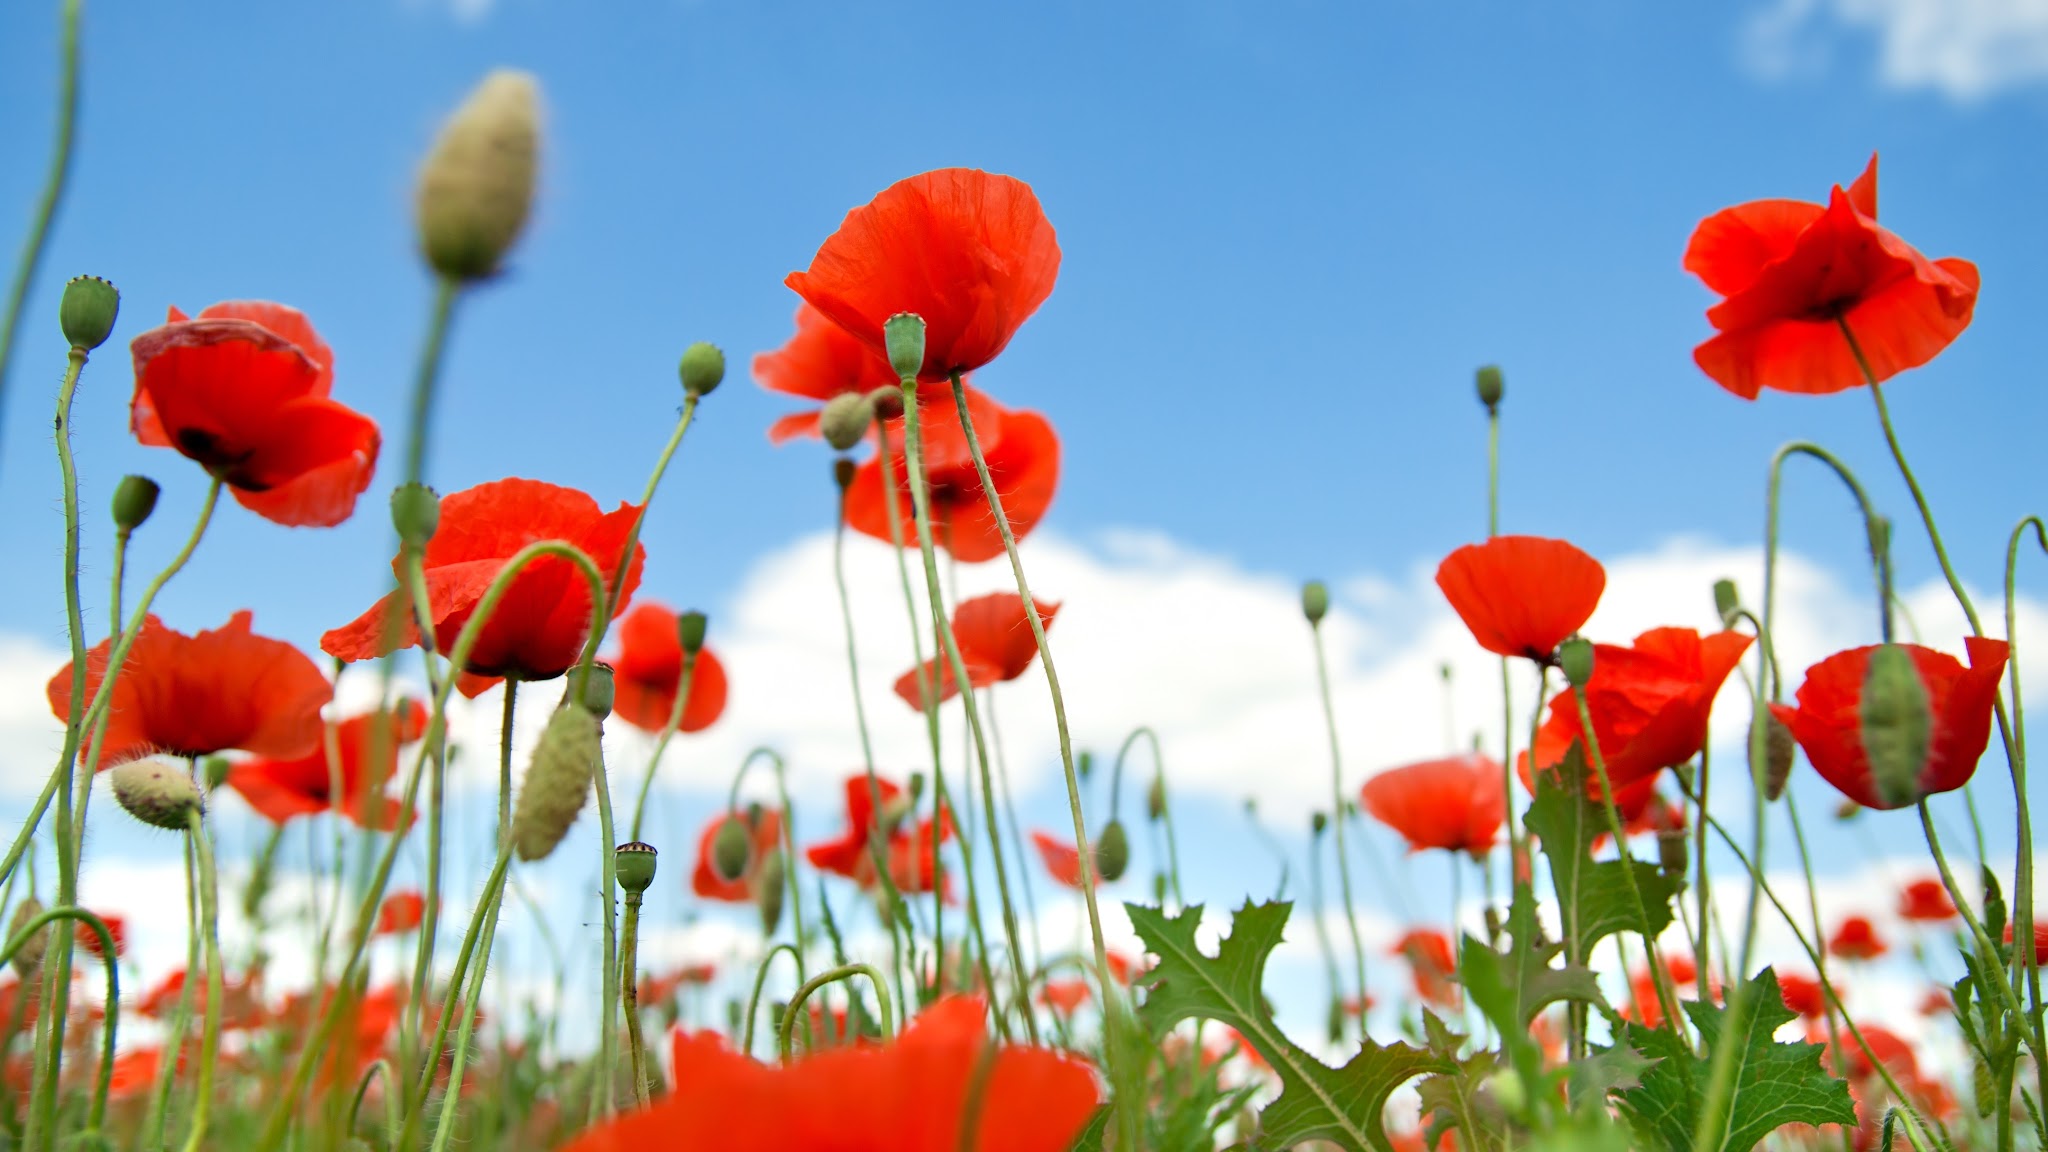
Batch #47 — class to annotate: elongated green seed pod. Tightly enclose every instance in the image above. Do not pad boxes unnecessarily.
[512,703,604,862]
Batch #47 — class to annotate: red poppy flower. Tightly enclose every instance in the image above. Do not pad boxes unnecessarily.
[225,701,429,831]
[1361,753,1507,857]
[1038,979,1090,1016]
[1525,627,1754,795]
[1778,972,1826,1020]
[691,810,784,903]
[1829,916,1888,962]
[844,386,1059,564]
[1898,878,1959,923]
[108,1046,177,1100]
[1838,1023,1918,1081]
[2005,922,2048,966]
[786,168,1061,384]
[1918,987,1952,1017]
[564,995,1095,1152]
[894,593,1060,710]
[604,602,729,735]
[374,891,427,936]
[1436,536,1606,662]
[1391,928,1459,1008]
[135,967,268,1031]
[47,611,331,769]
[1623,955,1719,1029]
[807,774,954,897]
[322,478,646,697]
[128,301,380,527]
[1685,155,1979,400]
[753,303,925,443]
[1029,829,1104,890]
[1772,638,2008,811]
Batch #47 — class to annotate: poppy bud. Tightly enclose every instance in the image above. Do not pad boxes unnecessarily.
[1095,820,1130,883]
[201,755,231,792]
[8,898,47,977]
[1868,516,1892,566]
[1301,580,1330,626]
[576,664,616,720]
[906,772,926,806]
[110,759,205,831]
[111,474,160,534]
[615,841,658,895]
[391,482,440,548]
[415,70,540,282]
[710,815,752,883]
[1712,579,1740,624]
[883,313,925,381]
[1474,365,1504,412]
[59,276,119,352]
[832,458,856,492]
[1077,751,1094,782]
[1860,643,1931,808]
[819,393,872,451]
[1146,776,1167,823]
[878,794,914,836]
[511,703,603,863]
[1754,708,1796,801]
[1836,798,1862,821]
[1484,906,1503,940]
[1153,873,1168,903]
[755,850,786,935]
[1310,811,1328,837]
[1326,998,1345,1044]
[1558,636,1594,688]
[679,342,725,398]
[677,611,707,656]
[865,386,905,421]
[1657,828,1689,877]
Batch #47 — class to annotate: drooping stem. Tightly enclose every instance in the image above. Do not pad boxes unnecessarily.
[0,0,83,461]
[779,963,894,1059]
[1308,618,1371,1030]
[741,944,805,1055]
[0,907,117,1132]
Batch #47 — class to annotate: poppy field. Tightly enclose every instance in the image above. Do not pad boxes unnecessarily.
[0,7,2043,1152]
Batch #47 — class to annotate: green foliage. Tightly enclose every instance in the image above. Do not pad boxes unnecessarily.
[1524,743,1683,966]
[1126,901,1446,1152]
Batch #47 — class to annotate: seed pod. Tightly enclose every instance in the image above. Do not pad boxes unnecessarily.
[9,898,47,977]
[416,70,540,282]
[1657,828,1689,877]
[710,815,752,883]
[577,664,616,720]
[677,611,707,657]
[1095,820,1130,883]
[1474,365,1504,412]
[1558,636,1595,688]
[679,343,725,398]
[755,850,787,936]
[819,393,873,451]
[60,276,120,352]
[884,313,925,380]
[1301,580,1330,626]
[615,841,658,895]
[1146,776,1167,823]
[511,703,603,862]
[390,482,440,548]
[1712,579,1740,624]
[833,458,856,492]
[1310,810,1328,837]
[1754,708,1796,801]
[111,759,205,830]
[1860,644,1931,808]
[111,475,159,534]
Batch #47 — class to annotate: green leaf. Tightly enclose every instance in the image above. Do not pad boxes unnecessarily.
[1611,968,1855,1152]
[1524,743,1683,966]
[1416,1014,1506,1152]
[1127,900,1447,1152]
[1568,1041,1656,1110]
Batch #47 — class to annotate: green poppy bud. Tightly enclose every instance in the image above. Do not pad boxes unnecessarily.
[1094,820,1130,882]
[1152,872,1168,904]
[865,386,904,421]
[1657,828,1689,877]
[577,664,616,720]
[883,313,925,381]
[680,342,725,398]
[1558,636,1595,688]
[1326,998,1345,1045]
[1146,775,1166,823]
[416,70,540,282]
[1311,811,1328,837]
[755,849,787,936]
[201,755,231,792]
[1836,798,1862,821]
[1712,578,1740,624]
[8,897,47,977]
[1868,516,1892,567]
[1861,643,1931,808]
[1301,579,1329,625]
[677,611,707,656]
[906,772,926,806]
[111,474,160,534]
[1077,751,1093,781]
[111,758,205,831]
[511,703,603,862]
[391,482,440,549]
[711,815,752,882]
[1474,365,1504,412]
[820,393,872,451]
[833,457,856,492]
[1754,708,1796,802]
[615,841,658,894]
[59,276,119,352]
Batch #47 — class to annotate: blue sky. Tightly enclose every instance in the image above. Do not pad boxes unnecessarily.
[2,0,2046,1048]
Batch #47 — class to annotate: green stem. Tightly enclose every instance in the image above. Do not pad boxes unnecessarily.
[2006,518,2044,1058]
[143,835,201,1151]
[1308,620,1371,1030]
[606,395,699,622]
[426,865,506,1152]
[628,651,696,843]
[1307,819,1344,1034]
[1918,801,2036,1058]
[588,734,622,1122]
[0,907,117,1131]
[741,943,805,1055]
[0,0,82,459]
[178,809,224,1152]
[400,846,513,1137]
[778,963,894,1059]
[987,691,1042,974]
[402,278,461,489]
[498,678,518,848]
[621,892,650,1109]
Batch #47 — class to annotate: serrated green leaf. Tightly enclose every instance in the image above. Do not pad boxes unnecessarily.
[1417,1049,1505,1152]
[1127,900,1447,1152]
[1569,1041,1656,1110]
[1524,743,1683,965]
[1612,969,1855,1152]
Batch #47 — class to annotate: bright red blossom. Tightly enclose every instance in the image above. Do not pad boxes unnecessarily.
[1685,156,1979,400]
[1778,972,1826,1020]
[753,302,924,443]
[47,610,331,768]
[1772,638,2008,810]
[322,478,646,697]
[129,301,379,527]
[1392,928,1459,1008]
[845,386,1060,564]
[1029,829,1106,890]
[607,602,730,735]
[1829,916,1888,962]
[2004,922,2048,965]
[1898,878,1959,923]
[375,891,427,936]
[1436,536,1606,661]
[1526,626,1753,795]
[75,913,125,959]
[226,701,428,830]
[1361,753,1508,857]
[692,810,784,903]
[806,775,953,897]
[786,168,1061,383]
[895,593,1059,710]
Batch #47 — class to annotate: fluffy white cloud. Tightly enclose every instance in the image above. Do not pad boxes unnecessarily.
[1746,0,2048,100]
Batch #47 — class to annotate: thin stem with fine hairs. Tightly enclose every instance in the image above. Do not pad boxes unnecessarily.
[628,650,696,843]
[178,809,225,1152]
[0,0,83,461]
[2006,518,2044,1046]
[1308,617,1372,1031]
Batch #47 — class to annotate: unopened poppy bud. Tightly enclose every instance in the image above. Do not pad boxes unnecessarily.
[1146,776,1167,823]
[1077,751,1094,781]
[415,70,540,282]
[1484,906,1503,940]
[679,342,725,398]
[615,841,658,894]
[59,276,119,352]
[111,759,205,830]
[883,313,926,381]
[833,457,856,492]
[1868,516,1892,566]
[576,664,616,720]
[906,772,926,805]
[711,815,752,883]
[1836,798,1862,821]
[1657,828,1689,876]
[865,386,904,421]
[1310,811,1328,837]
[108,475,160,536]
[1860,643,1931,808]
[1474,365,1504,412]
[1301,580,1329,625]
[819,393,872,451]
[1095,820,1130,883]
[1326,999,1345,1044]
[1712,579,1740,624]
[8,898,47,977]
[1153,873,1168,903]
[201,755,231,792]
[1754,708,1796,801]
[755,850,786,935]
[511,703,603,862]
[1558,636,1595,688]
[677,611,707,656]
[878,794,915,835]
[391,482,440,548]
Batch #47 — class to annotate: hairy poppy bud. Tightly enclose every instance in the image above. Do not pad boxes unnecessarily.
[883,313,925,381]
[1754,708,1796,801]
[511,703,603,862]
[710,815,751,882]
[677,611,707,656]
[8,898,47,977]
[1558,636,1594,689]
[1310,811,1328,837]
[755,850,787,935]
[832,457,856,492]
[1095,820,1130,882]
[865,386,904,421]
[59,276,119,352]
[1301,580,1329,625]
[1146,776,1167,823]
[615,841,658,894]
[111,474,159,534]
[680,342,725,398]
[391,482,440,548]
[111,759,204,831]
[1861,644,1931,808]
[1657,828,1688,877]
[416,70,540,282]
[201,755,231,792]
[819,393,872,451]
[1474,365,1504,412]
[1712,579,1740,624]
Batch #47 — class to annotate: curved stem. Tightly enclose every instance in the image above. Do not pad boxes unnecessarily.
[177,809,224,1152]
[606,395,698,622]
[400,846,514,1135]
[0,0,82,460]
[741,943,806,1055]
[0,907,117,1131]
[779,963,894,1060]
[1309,620,1371,1029]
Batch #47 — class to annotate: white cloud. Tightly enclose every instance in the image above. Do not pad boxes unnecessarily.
[1745,0,2048,100]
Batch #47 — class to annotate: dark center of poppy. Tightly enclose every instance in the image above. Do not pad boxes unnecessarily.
[175,429,267,490]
